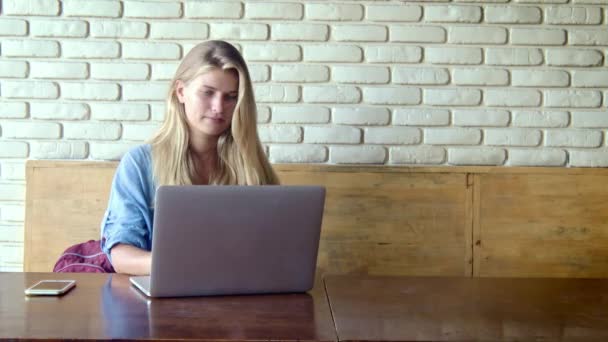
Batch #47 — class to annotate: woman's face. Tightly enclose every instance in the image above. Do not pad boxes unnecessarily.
[176,68,239,141]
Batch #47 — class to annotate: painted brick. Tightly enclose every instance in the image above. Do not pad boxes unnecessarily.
[390,146,446,164]
[90,21,148,39]
[305,4,363,21]
[249,65,270,82]
[123,42,181,60]
[546,49,603,67]
[545,130,602,147]
[272,23,328,41]
[511,28,566,45]
[30,19,87,37]
[333,66,389,84]
[333,25,387,42]
[303,86,360,104]
[2,122,60,139]
[257,106,270,123]
[3,0,59,16]
[0,19,28,36]
[30,62,88,79]
[512,70,570,87]
[452,68,509,86]
[151,63,178,81]
[30,102,89,120]
[507,149,566,167]
[0,204,25,222]
[90,103,149,121]
[62,41,120,59]
[0,61,28,78]
[515,0,568,3]
[303,45,362,62]
[2,40,59,57]
[330,146,386,164]
[448,148,506,165]
[425,6,482,23]
[425,47,483,65]
[185,1,243,19]
[393,109,450,126]
[485,128,541,146]
[572,71,608,87]
[31,141,88,159]
[63,0,121,17]
[570,150,608,167]
[485,6,541,23]
[363,87,421,105]
[0,142,28,158]
[304,126,361,144]
[571,111,608,128]
[91,63,149,81]
[2,81,58,99]
[453,109,510,127]
[60,82,120,101]
[123,83,169,101]
[211,23,268,40]
[333,107,390,125]
[365,46,422,63]
[545,7,602,24]
[122,123,159,141]
[243,44,301,62]
[424,89,482,106]
[485,48,543,66]
[0,162,26,180]
[390,26,446,43]
[448,26,507,44]
[544,90,602,108]
[364,127,421,144]
[366,5,422,22]
[272,106,330,124]
[569,29,608,46]
[150,23,208,40]
[393,67,449,85]
[258,125,302,143]
[269,145,327,163]
[272,65,329,83]
[124,1,182,18]
[0,184,25,201]
[512,111,570,128]
[254,85,300,103]
[246,3,303,20]
[0,102,27,119]
[89,142,134,160]
[425,128,482,145]
[485,89,542,107]
[64,122,122,140]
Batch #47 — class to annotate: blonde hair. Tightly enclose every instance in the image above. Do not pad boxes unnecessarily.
[149,40,279,186]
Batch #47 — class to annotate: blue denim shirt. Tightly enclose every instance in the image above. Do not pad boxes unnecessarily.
[100,144,156,261]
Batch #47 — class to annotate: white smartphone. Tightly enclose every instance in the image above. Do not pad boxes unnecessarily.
[24,280,76,296]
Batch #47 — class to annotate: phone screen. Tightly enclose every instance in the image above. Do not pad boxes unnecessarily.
[30,281,74,291]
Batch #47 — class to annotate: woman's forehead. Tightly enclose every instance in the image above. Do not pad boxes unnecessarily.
[192,69,239,93]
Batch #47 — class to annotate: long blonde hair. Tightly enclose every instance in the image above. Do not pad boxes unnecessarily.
[149,40,278,186]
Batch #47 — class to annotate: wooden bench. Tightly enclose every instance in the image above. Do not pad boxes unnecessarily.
[24,160,608,278]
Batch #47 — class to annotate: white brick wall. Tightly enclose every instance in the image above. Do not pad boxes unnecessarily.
[1,0,608,271]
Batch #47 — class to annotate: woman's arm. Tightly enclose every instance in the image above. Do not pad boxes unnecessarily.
[110,244,152,275]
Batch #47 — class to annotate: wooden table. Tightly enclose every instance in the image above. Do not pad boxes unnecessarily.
[325,275,608,342]
[0,272,336,341]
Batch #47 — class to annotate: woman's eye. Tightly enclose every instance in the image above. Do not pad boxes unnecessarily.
[204,90,214,96]
[227,95,238,101]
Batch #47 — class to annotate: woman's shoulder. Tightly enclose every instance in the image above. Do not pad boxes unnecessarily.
[122,144,152,166]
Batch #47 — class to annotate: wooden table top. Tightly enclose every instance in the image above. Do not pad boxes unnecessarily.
[0,272,337,341]
[325,275,608,342]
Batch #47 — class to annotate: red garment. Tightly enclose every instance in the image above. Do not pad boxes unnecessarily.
[53,240,115,273]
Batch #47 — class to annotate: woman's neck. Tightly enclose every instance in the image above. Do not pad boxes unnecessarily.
[189,137,219,185]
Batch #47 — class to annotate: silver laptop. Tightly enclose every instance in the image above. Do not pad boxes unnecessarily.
[130,185,325,298]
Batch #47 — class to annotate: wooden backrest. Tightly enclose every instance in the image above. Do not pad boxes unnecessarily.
[24,160,608,277]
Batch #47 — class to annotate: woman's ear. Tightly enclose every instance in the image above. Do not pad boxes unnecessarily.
[175,80,186,103]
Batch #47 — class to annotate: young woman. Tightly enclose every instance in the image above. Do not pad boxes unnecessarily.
[101,40,279,275]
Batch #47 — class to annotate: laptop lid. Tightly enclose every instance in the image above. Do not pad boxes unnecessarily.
[144,185,325,297]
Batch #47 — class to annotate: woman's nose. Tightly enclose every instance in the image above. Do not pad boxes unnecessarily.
[212,95,224,114]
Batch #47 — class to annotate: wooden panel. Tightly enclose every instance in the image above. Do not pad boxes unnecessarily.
[476,173,608,278]
[24,161,471,276]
